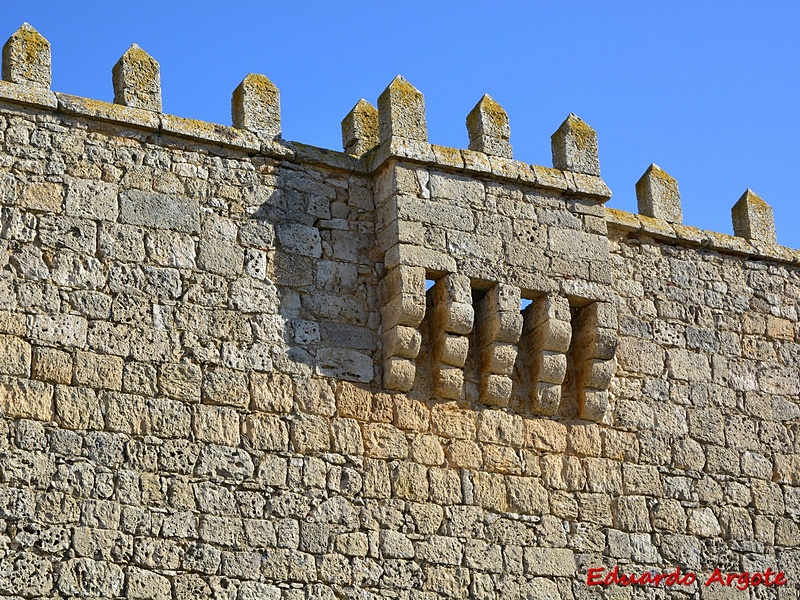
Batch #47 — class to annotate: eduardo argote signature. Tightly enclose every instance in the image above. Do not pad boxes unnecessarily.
[587,565,787,591]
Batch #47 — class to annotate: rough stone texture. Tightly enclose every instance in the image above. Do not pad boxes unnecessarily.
[2,23,51,88]
[232,73,281,139]
[636,163,682,224]
[466,94,512,158]
[551,113,600,176]
[377,75,427,142]
[0,37,797,600]
[342,99,379,156]
[112,44,161,112]
[732,188,777,244]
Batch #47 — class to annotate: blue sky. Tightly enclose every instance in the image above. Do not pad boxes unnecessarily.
[5,2,800,247]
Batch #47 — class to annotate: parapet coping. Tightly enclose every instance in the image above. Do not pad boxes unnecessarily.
[5,79,795,263]
[606,207,800,266]
[0,80,610,201]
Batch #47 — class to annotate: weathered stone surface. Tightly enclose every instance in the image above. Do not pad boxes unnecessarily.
[342,99,379,156]
[2,23,51,88]
[112,44,161,111]
[119,190,200,233]
[636,163,682,223]
[551,113,599,175]
[466,94,512,158]
[378,75,427,142]
[232,73,281,138]
[731,188,776,244]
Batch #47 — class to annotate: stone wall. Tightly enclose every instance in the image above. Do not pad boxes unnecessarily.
[0,23,798,599]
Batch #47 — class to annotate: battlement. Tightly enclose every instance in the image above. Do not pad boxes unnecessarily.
[1,23,799,599]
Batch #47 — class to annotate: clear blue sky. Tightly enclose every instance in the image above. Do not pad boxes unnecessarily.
[5,2,800,247]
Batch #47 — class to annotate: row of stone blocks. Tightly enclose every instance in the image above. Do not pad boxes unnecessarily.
[379,265,617,423]
[2,24,778,245]
[0,23,597,175]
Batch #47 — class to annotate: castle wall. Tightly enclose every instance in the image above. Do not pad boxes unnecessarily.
[0,24,798,600]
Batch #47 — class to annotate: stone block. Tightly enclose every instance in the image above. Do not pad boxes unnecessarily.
[383,356,416,392]
[342,98,379,156]
[433,364,464,400]
[0,376,53,421]
[112,44,161,111]
[0,334,31,376]
[523,547,576,576]
[383,325,422,359]
[622,463,664,497]
[432,333,469,367]
[732,188,776,244]
[126,566,171,600]
[119,190,200,233]
[145,229,196,268]
[192,405,240,447]
[2,23,51,88]
[232,73,281,138]
[378,75,427,142]
[362,422,407,459]
[472,471,508,511]
[524,419,566,452]
[58,558,123,597]
[331,418,363,455]
[551,113,599,175]
[65,177,118,221]
[290,413,330,453]
[54,385,103,430]
[74,350,123,390]
[159,362,202,402]
[104,392,150,435]
[636,163,682,223]
[202,368,249,408]
[392,461,429,501]
[21,181,62,212]
[243,413,288,451]
[250,372,294,413]
[613,496,650,532]
[466,94,512,158]
[393,396,429,431]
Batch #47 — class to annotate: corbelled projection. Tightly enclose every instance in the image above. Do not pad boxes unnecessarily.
[0,22,797,599]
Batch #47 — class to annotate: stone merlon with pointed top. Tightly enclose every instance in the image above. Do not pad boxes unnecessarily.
[466,94,512,158]
[342,99,378,156]
[232,73,281,139]
[732,189,777,244]
[551,113,599,176]
[636,163,682,224]
[377,75,427,144]
[112,43,161,112]
[2,23,51,88]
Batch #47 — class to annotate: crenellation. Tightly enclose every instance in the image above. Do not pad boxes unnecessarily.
[2,23,51,89]
[0,24,798,599]
[732,188,777,245]
[232,73,281,139]
[112,44,162,112]
[377,75,428,144]
[636,163,682,224]
[341,99,379,157]
[551,113,600,176]
[466,94,512,159]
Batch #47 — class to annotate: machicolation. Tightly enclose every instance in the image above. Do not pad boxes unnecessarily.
[0,22,798,599]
